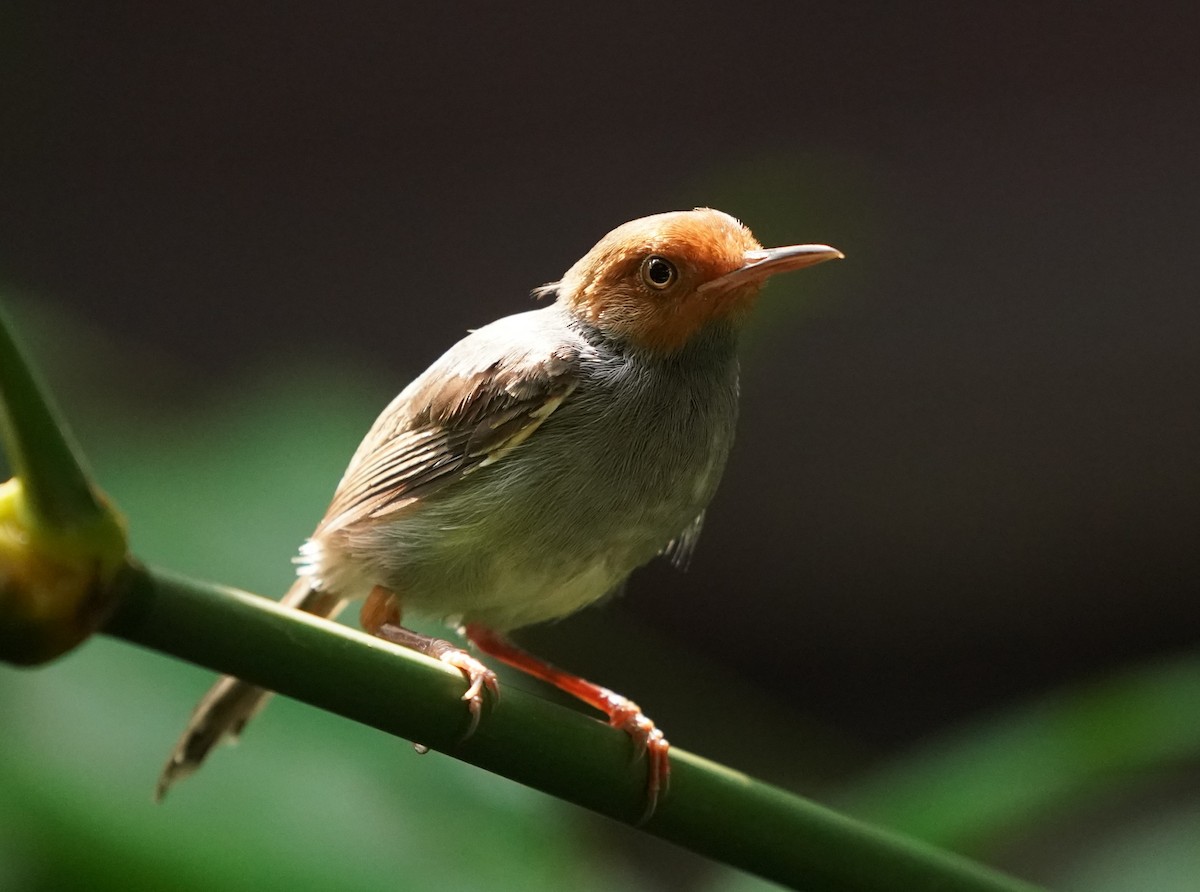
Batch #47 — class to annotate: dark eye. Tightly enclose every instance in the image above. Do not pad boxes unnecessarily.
[641,255,677,289]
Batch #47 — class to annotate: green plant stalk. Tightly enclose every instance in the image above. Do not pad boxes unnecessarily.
[0,307,110,531]
[0,307,127,664]
[106,564,1046,892]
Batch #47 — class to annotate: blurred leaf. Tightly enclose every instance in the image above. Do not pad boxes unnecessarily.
[1053,801,1200,892]
[1,637,624,892]
[839,652,1200,853]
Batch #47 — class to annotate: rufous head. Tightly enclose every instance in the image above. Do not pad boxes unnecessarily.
[546,208,842,354]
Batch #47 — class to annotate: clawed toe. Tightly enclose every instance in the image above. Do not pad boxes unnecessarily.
[609,700,671,823]
[373,619,499,744]
[437,649,499,740]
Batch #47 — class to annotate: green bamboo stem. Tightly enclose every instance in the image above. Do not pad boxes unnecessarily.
[106,564,1046,892]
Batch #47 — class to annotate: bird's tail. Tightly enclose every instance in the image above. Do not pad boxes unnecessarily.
[155,578,347,801]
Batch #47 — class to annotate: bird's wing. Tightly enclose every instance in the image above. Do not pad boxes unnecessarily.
[316,321,583,535]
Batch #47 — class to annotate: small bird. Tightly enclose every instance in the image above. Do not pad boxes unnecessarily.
[158,208,842,819]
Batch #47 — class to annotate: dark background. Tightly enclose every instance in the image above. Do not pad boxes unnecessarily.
[2,3,1199,889]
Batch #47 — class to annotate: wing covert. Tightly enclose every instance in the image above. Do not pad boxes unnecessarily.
[316,322,583,535]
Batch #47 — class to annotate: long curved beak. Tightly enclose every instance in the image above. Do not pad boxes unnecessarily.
[699,244,844,293]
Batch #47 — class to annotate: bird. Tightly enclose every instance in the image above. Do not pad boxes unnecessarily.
[157,207,842,820]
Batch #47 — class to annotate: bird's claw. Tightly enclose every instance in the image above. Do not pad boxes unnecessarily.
[608,699,671,823]
[373,619,499,746]
[436,648,500,740]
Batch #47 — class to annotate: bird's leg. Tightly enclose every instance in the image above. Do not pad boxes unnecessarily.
[464,623,669,822]
[360,586,498,739]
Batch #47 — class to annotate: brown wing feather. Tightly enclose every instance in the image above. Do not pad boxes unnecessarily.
[316,341,580,535]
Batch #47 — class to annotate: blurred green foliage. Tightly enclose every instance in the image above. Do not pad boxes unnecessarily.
[840,654,1200,850]
[3,296,1200,891]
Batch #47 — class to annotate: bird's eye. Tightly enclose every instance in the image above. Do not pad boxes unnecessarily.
[641,255,677,290]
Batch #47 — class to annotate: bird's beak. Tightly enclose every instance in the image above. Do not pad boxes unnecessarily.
[698,244,844,293]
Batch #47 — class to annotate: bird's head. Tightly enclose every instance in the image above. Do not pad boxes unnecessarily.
[545,208,842,354]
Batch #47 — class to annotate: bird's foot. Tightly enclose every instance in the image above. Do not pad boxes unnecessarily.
[464,623,670,823]
[363,586,499,741]
[429,641,501,738]
[604,694,671,824]
[375,622,499,740]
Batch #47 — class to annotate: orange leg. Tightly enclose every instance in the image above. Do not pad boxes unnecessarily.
[465,623,669,822]
[361,586,499,739]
